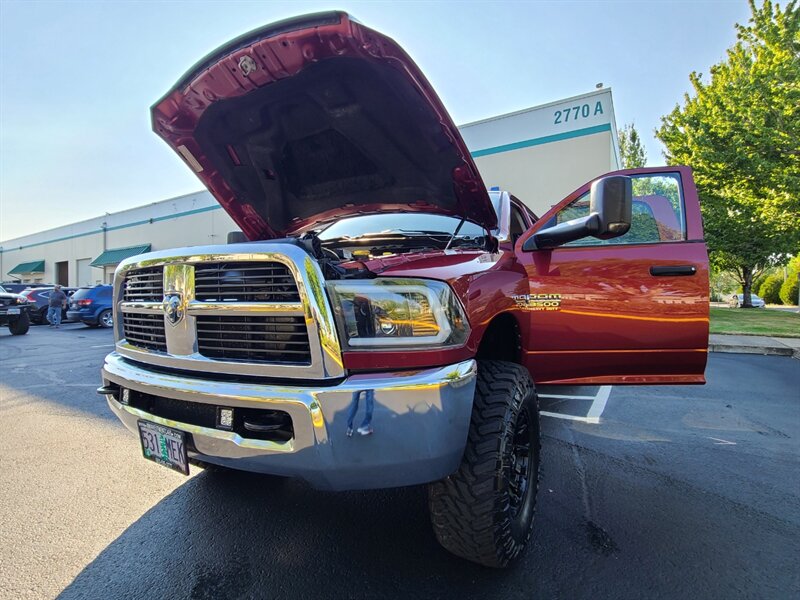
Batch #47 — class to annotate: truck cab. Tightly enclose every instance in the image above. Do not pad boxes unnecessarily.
[99,11,708,568]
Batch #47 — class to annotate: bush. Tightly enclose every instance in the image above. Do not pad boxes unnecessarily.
[759,274,784,305]
[780,276,799,306]
[779,255,800,306]
[752,273,769,295]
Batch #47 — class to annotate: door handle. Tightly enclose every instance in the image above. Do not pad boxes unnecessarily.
[650,265,697,277]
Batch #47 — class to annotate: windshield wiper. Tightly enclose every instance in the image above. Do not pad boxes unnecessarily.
[338,229,452,239]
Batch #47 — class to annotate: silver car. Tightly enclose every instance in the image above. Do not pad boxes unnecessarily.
[729,293,766,308]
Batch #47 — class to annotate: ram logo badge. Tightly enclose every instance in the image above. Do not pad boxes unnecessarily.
[163,292,184,325]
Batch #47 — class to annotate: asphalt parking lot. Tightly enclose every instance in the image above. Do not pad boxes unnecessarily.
[1,323,798,599]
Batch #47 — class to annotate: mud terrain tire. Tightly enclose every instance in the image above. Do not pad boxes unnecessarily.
[428,360,540,567]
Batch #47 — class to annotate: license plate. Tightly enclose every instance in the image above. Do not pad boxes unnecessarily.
[8,307,19,315]
[137,420,189,475]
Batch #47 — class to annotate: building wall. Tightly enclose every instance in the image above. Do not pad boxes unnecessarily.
[460,88,620,216]
[1,89,620,285]
[0,192,237,286]
[473,131,616,216]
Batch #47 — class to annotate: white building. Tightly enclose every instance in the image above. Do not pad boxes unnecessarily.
[0,88,619,287]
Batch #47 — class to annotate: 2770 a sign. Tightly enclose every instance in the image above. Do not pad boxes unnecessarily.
[554,101,604,125]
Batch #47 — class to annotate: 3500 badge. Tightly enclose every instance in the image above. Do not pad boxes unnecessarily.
[512,294,562,311]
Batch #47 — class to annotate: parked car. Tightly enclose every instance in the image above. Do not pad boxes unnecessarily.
[22,287,79,324]
[0,286,32,335]
[67,285,114,327]
[729,293,766,308]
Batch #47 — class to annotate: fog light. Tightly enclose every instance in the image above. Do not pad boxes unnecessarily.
[121,388,130,405]
[218,407,234,430]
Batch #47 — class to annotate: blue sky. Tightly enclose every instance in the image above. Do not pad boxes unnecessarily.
[0,0,751,240]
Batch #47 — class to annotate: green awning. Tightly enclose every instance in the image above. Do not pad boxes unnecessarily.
[90,244,151,267]
[8,260,45,275]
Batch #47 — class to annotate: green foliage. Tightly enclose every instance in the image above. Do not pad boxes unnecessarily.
[779,254,800,304]
[618,123,647,168]
[780,274,800,305]
[656,0,800,305]
[752,264,783,292]
[759,273,784,303]
[711,268,741,300]
[752,272,770,294]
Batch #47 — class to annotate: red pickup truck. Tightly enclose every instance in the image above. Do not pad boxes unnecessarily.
[100,12,709,567]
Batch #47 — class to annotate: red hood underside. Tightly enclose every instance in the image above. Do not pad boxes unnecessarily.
[151,11,496,240]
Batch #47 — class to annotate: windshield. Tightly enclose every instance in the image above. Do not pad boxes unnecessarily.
[319,192,501,240]
[318,214,484,240]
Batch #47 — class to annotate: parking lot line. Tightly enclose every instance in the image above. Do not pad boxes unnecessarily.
[539,393,597,400]
[540,385,613,424]
[585,386,612,424]
[539,411,596,423]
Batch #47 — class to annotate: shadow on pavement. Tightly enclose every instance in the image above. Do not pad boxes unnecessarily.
[56,469,514,599]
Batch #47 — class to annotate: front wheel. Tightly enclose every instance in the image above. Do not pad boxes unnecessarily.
[9,311,30,335]
[428,360,540,568]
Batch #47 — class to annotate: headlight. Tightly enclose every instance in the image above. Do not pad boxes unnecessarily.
[327,278,470,349]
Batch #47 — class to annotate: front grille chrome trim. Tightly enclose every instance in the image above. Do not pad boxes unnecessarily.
[113,243,344,380]
[120,302,162,314]
[119,301,304,317]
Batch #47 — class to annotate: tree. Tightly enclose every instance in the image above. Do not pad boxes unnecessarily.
[618,123,647,168]
[656,0,800,308]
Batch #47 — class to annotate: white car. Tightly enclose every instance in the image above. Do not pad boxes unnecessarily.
[730,293,766,308]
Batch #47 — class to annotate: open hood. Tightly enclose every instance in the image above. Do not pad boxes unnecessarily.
[151,11,495,240]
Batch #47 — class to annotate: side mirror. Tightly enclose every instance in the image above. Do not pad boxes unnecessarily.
[523,175,632,251]
[227,231,248,244]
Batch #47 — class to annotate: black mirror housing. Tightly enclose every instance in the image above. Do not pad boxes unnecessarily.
[227,231,248,244]
[523,175,632,251]
[590,175,632,240]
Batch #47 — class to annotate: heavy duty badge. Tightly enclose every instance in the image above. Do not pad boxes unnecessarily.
[511,294,562,311]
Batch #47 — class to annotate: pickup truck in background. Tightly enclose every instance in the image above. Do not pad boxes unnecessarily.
[99,12,709,567]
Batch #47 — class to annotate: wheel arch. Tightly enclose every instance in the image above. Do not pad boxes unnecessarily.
[475,312,523,365]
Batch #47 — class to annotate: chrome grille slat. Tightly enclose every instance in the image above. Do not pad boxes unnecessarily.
[123,267,164,303]
[193,261,300,303]
[195,314,311,364]
[122,312,166,351]
[196,337,309,345]
[122,268,167,350]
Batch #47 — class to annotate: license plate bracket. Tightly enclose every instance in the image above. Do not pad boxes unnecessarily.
[137,420,189,475]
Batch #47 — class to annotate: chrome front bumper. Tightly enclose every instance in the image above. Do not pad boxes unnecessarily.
[101,353,477,490]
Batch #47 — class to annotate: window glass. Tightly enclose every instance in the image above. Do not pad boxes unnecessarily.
[554,173,685,246]
[71,288,93,300]
[509,204,527,240]
[319,213,487,239]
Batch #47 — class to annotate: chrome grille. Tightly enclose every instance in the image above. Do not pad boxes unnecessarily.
[124,267,164,302]
[196,315,311,364]
[194,262,299,302]
[114,243,344,380]
[122,313,166,351]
